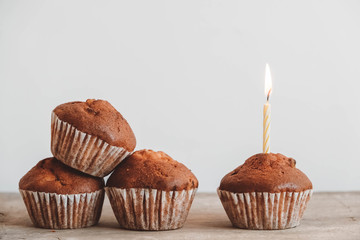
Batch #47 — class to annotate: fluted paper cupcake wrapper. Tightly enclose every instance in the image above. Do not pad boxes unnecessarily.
[19,189,105,229]
[105,187,197,231]
[217,189,312,230]
[51,112,131,177]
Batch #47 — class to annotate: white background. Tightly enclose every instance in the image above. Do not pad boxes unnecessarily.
[1,0,359,192]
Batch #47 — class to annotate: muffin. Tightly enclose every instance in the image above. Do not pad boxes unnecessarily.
[19,157,105,229]
[105,149,198,230]
[218,153,312,230]
[51,99,136,177]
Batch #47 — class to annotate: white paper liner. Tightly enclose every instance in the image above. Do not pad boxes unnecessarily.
[105,187,197,230]
[217,189,312,230]
[19,189,104,229]
[51,112,131,177]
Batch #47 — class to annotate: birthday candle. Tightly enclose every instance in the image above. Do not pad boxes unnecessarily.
[263,63,272,153]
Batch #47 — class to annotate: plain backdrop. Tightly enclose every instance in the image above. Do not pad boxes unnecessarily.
[1,0,359,192]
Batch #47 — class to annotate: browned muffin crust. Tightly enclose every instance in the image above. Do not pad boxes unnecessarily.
[106,149,198,191]
[219,153,312,193]
[19,158,105,194]
[53,99,136,151]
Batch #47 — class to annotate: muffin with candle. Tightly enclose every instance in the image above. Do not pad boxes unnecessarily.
[19,157,105,229]
[105,149,198,231]
[217,153,312,230]
[51,99,136,177]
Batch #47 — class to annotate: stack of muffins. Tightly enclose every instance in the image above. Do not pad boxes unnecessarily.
[19,99,198,230]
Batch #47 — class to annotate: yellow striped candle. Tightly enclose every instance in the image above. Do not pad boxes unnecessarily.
[263,63,272,153]
[263,101,271,153]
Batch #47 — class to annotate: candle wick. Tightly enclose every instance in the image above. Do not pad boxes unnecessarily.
[266,88,272,101]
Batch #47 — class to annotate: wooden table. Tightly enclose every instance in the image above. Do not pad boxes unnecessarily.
[1,192,359,239]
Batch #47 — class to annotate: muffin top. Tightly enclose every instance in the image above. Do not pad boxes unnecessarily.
[106,149,198,191]
[53,99,136,151]
[19,157,104,194]
[219,153,312,193]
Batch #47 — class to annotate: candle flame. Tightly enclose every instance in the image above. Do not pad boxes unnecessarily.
[265,63,272,101]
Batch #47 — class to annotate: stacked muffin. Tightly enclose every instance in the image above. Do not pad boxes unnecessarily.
[50,99,136,177]
[106,149,198,230]
[19,99,136,229]
[19,158,105,229]
[19,99,198,231]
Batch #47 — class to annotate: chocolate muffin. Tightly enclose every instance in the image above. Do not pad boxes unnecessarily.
[51,99,136,177]
[218,153,313,230]
[107,149,198,191]
[19,157,104,194]
[106,149,198,231]
[219,153,312,193]
[19,157,105,229]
